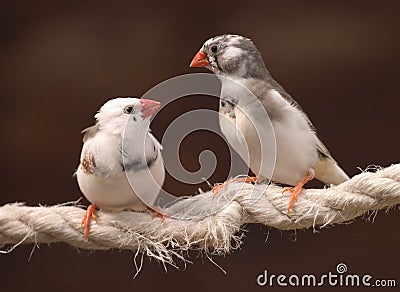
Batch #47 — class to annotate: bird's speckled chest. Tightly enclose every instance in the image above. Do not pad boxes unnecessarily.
[219,99,236,120]
[218,98,252,167]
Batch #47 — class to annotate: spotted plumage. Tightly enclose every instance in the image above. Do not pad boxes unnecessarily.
[220,99,236,119]
[81,151,96,174]
[191,34,349,213]
[76,97,165,238]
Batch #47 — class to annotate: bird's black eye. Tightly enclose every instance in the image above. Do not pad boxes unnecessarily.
[124,106,133,114]
[211,45,218,53]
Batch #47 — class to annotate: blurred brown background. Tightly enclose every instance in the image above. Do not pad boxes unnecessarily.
[1,0,399,291]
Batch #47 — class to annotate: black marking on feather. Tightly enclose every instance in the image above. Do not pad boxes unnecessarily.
[121,138,159,172]
[122,150,158,172]
[220,99,236,119]
[214,55,223,72]
[317,148,330,159]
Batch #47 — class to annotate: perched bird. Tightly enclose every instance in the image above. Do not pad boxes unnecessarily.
[190,34,349,214]
[76,97,165,239]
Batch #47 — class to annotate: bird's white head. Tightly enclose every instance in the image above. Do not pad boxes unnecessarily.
[95,97,160,135]
[190,34,268,80]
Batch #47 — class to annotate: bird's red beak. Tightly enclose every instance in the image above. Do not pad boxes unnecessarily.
[190,50,210,67]
[140,99,161,119]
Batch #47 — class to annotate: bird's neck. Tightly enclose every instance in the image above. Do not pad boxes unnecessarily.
[219,75,269,107]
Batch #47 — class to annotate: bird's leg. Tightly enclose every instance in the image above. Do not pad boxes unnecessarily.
[212,176,259,194]
[283,174,313,215]
[147,206,168,223]
[81,204,97,240]
[242,176,259,183]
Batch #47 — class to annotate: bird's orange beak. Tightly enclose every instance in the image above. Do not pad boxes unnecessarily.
[140,99,161,119]
[190,50,210,67]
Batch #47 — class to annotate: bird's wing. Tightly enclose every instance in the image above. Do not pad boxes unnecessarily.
[80,150,97,175]
[267,75,336,161]
[249,74,349,185]
[148,132,163,151]
[314,138,350,184]
[82,124,100,143]
[266,76,303,109]
[266,75,317,129]
[315,136,334,160]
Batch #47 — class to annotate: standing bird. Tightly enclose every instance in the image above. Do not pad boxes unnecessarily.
[76,97,165,239]
[190,34,349,214]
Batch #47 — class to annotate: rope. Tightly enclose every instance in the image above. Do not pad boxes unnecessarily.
[1,164,399,265]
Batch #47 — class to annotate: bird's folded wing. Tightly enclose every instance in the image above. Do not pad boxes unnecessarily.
[315,136,334,160]
[82,124,100,143]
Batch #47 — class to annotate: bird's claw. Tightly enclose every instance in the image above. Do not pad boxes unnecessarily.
[81,204,97,240]
[283,186,303,215]
[147,206,168,223]
[211,183,226,194]
[282,174,313,215]
[212,176,259,195]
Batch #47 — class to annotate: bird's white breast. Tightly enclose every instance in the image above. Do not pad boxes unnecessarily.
[76,132,165,211]
[219,111,250,166]
[219,79,319,185]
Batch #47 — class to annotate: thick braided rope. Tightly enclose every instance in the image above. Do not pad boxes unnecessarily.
[0,164,399,262]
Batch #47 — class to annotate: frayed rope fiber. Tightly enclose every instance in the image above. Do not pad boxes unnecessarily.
[1,164,399,262]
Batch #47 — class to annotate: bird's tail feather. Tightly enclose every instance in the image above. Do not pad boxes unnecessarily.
[314,158,350,185]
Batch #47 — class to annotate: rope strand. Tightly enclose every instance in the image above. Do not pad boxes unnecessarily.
[0,164,399,265]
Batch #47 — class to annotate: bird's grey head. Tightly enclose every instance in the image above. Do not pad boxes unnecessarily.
[95,97,160,135]
[190,34,269,79]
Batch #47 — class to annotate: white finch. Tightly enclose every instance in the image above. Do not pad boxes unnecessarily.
[190,34,349,214]
[76,97,165,238]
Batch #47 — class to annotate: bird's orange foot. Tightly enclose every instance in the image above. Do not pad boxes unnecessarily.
[147,206,169,223]
[282,174,313,215]
[81,204,97,240]
[212,176,258,195]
